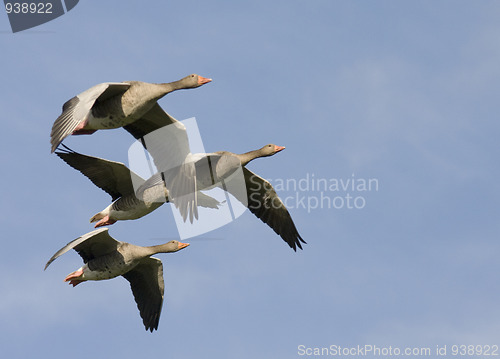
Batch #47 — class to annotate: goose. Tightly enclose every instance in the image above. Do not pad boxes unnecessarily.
[50,74,212,153]
[55,146,221,227]
[44,228,189,332]
[140,144,306,251]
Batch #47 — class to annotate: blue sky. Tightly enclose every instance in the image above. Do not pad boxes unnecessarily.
[1,1,500,358]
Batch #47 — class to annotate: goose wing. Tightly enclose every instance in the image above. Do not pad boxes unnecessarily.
[122,257,164,332]
[56,148,144,201]
[231,168,306,251]
[50,82,130,152]
[44,228,121,269]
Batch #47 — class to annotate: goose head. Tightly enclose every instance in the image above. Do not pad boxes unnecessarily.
[181,74,212,88]
[162,240,190,252]
[238,144,286,166]
[260,144,286,157]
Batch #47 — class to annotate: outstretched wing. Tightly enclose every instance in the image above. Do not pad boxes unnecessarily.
[230,168,306,251]
[122,257,165,332]
[56,148,145,201]
[44,228,121,269]
[50,82,130,152]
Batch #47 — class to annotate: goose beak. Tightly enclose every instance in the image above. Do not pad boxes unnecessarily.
[198,76,212,85]
[275,145,286,152]
[178,242,190,250]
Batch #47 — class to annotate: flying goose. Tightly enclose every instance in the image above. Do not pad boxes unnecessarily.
[50,74,212,152]
[45,228,189,332]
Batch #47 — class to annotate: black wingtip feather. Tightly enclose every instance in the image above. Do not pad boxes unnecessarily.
[50,96,80,153]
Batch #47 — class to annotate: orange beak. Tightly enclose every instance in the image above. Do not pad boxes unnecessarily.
[178,242,190,250]
[275,145,286,152]
[198,76,212,85]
